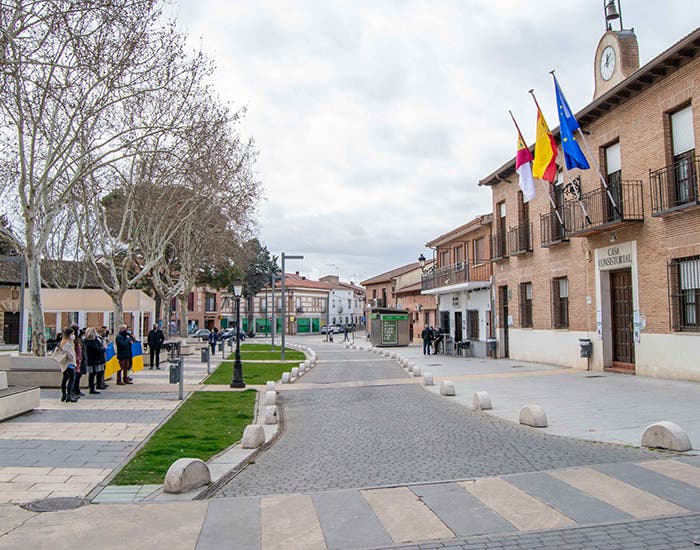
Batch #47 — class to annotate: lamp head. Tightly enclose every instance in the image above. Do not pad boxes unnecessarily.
[231,281,244,298]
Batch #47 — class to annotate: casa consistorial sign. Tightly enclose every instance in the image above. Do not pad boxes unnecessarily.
[597,242,633,270]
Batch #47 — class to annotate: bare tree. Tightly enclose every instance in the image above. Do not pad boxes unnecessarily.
[0,0,196,354]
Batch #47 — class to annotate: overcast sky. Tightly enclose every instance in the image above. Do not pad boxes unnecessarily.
[174,1,699,284]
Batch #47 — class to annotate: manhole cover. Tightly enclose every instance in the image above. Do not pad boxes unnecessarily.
[585,374,605,378]
[22,497,90,512]
[427,363,442,366]
[511,365,525,368]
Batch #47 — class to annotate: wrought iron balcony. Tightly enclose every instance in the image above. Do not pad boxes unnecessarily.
[566,180,644,237]
[489,233,508,261]
[421,261,490,292]
[650,158,699,216]
[539,209,569,248]
[508,223,533,255]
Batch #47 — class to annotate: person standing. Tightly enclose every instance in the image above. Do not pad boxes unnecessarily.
[96,327,110,389]
[71,324,86,398]
[343,325,349,342]
[84,327,105,394]
[147,323,165,369]
[421,326,433,355]
[208,327,219,355]
[115,324,134,385]
[58,328,78,403]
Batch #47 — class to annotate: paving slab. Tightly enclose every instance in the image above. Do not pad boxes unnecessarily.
[196,497,261,550]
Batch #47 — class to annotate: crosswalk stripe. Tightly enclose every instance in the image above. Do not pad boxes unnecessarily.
[261,494,326,550]
[550,467,688,518]
[361,486,454,543]
[637,460,700,490]
[458,477,576,531]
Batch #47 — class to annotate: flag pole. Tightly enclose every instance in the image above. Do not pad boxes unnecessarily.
[525,92,567,232]
[576,129,621,216]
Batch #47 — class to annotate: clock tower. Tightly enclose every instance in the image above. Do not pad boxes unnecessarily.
[593,1,639,100]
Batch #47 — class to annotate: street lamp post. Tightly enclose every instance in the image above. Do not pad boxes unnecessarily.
[280,252,303,361]
[230,281,245,388]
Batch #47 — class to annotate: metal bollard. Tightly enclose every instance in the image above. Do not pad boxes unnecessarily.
[168,357,184,400]
[206,347,211,375]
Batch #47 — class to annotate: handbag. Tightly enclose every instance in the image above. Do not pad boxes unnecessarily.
[51,346,69,372]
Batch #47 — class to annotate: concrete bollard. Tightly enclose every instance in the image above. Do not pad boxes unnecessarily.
[413,366,421,377]
[264,406,278,425]
[423,372,434,386]
[440,380,456,396]
[519,404,548,427]
[291,367,299,378]
[266,381,275,391]
[282,372,291,384]
[407,362,414,373]
[241,424,265,448]
[164,458,211,494]
[264,390,277,406]
[641,421,692,451]
[390,351,397,359]
[298,362,306,373]
[472,391,492,410]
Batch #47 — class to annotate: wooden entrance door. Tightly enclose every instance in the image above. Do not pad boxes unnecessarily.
[3,312,19,345]
[499,286,509,358]
[610,269,635,369]
[454,311,462,342]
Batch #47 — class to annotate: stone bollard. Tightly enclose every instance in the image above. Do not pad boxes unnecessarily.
[472,391,492,410]
[266,381,276,392]
[282,372,291,384]
[264,406,278,425]
[298,362,306,373]
[413,366,421,377]
[264,390,277,406]
[291,367,299,378]
[390,351,397,359]
[241,425,265,449]
[407,362,414,373]
[423,372,434,386]
[641,421,692,451]
[519,405,548,427]
[164,458,211,494]
[440,380,456,396]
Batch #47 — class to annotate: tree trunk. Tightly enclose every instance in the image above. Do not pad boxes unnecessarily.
[154,292,162,324]
[25,247,45,356]
[179,294,188,337]
[111,294,124,332]
[247,295,254,335]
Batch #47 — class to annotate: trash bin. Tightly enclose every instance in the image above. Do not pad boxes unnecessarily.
[579,338,593,358]
[218,341,224,352]
[169,358,181,384]
[200,347,209,363]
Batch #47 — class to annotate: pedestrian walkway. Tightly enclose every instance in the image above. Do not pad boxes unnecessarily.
[3,455,700,549]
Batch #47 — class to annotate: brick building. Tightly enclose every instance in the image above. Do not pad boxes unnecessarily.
[478,25,700,380]
[420,214,493,356]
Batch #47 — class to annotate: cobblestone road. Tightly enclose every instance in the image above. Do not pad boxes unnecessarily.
[214,348,658,498]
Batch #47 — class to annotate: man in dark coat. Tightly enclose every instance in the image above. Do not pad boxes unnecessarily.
[421,326,433,355]
[115,324,134,385]
[147,323,165,370]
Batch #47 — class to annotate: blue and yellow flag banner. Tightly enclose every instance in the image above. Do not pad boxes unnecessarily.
[104,342,144,379]
[553,75,590,171]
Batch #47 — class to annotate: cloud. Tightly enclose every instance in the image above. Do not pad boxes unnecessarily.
[175,0,700,282]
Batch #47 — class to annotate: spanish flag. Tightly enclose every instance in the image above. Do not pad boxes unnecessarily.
[532,103,558,183]
[104,342,144,379]
[510,112,536,202]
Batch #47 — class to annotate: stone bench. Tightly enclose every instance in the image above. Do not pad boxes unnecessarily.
[0,385,41,422]
[0,354,63,388]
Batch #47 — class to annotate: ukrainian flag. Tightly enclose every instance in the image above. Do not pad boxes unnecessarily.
[104,342,144,379]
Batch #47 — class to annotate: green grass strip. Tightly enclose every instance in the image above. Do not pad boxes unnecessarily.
[112,390,256,485]
[203,361,293,385]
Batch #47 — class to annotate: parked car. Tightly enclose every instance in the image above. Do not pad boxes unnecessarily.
[191,328,210,340]
[220,328,246,341]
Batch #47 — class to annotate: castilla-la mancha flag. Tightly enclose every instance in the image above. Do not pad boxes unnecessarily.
[515,132,536,202]
[532,105,558,182]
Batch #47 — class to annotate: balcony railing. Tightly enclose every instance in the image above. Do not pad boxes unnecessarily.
[508,222,532,255]
[489,233,508,261]
[540,209,569,248]
[421,261,490,291]
[567,180,644,237]
[650,158,700,216]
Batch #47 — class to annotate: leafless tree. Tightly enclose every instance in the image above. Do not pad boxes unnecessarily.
[0,1,204,353]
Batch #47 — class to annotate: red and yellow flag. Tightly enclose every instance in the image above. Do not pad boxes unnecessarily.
[532,106,558,182]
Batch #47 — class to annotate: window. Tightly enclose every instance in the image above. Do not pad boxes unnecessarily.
[605,141,622,221]
[466,310,479,339]
[204,293,216,312]
[372,289,377,299]
[187,292,195,312]
[671,106,696,205]
[520,282,533,328]
[552,277,569,328]
[473,237,485,264]
[669,256,700,332]
[454,245,463,264]
[439,249,449,267]
[348,299,352,308]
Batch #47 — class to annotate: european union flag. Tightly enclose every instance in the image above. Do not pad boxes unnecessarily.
[554,75,590,171]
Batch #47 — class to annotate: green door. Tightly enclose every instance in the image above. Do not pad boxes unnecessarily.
[312,318,320,332]
[297,318,311,333]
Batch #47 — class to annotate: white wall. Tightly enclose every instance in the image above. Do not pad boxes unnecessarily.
[636,333,700,382]
[507,328,595,369]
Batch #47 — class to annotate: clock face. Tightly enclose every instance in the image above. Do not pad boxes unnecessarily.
[600,45,616,81]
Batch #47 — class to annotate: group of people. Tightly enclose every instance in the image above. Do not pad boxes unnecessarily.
[55,324,141,403]
[420,325,445,355]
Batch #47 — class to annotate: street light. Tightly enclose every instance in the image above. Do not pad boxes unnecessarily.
[230,280,245,388]
[280,252,303,361]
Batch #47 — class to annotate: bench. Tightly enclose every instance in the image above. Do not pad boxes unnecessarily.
[0,370,40,421]
[456,341,472,357]
[0,354,63,387]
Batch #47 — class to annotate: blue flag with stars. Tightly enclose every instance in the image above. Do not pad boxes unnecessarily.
[554,75,590,171]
